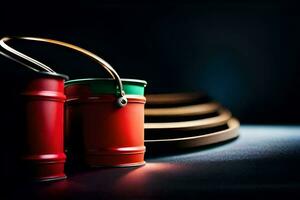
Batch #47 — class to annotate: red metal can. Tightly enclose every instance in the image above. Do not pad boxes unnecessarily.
[21,72,68,181]
[0,37,70,181]
[65,78,147,167]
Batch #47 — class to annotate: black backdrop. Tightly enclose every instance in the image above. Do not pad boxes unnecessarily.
[0,0,299,124]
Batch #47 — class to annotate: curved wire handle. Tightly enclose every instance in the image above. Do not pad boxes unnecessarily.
[0,36,126,98]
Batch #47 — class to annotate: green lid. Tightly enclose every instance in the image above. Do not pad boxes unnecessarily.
[65,78,147,96]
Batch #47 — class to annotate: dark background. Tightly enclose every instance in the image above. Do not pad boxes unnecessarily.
[0,0,299,124]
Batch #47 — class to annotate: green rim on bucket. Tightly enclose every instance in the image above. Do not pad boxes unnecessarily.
[65,78,147,96]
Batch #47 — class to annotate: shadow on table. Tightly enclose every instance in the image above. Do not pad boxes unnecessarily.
[145,136,239,158]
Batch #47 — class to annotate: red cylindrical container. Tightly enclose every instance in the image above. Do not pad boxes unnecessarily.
[65,78,147,167]
[21,72,68,181]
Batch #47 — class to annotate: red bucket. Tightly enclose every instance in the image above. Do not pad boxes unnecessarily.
[21,72,68,181]
[65,78,147,167]
[0,37,68,181]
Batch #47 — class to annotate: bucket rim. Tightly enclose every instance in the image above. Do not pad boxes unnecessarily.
[36,71,69,80]
[65,78,147,86]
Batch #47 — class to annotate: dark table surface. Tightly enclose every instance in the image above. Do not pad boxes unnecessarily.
[5,125,300,200]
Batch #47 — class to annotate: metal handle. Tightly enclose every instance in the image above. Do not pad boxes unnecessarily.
[0,36,127,106]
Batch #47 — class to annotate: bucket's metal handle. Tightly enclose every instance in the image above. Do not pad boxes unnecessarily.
[0,37,56,73]
[0,36,127,107]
